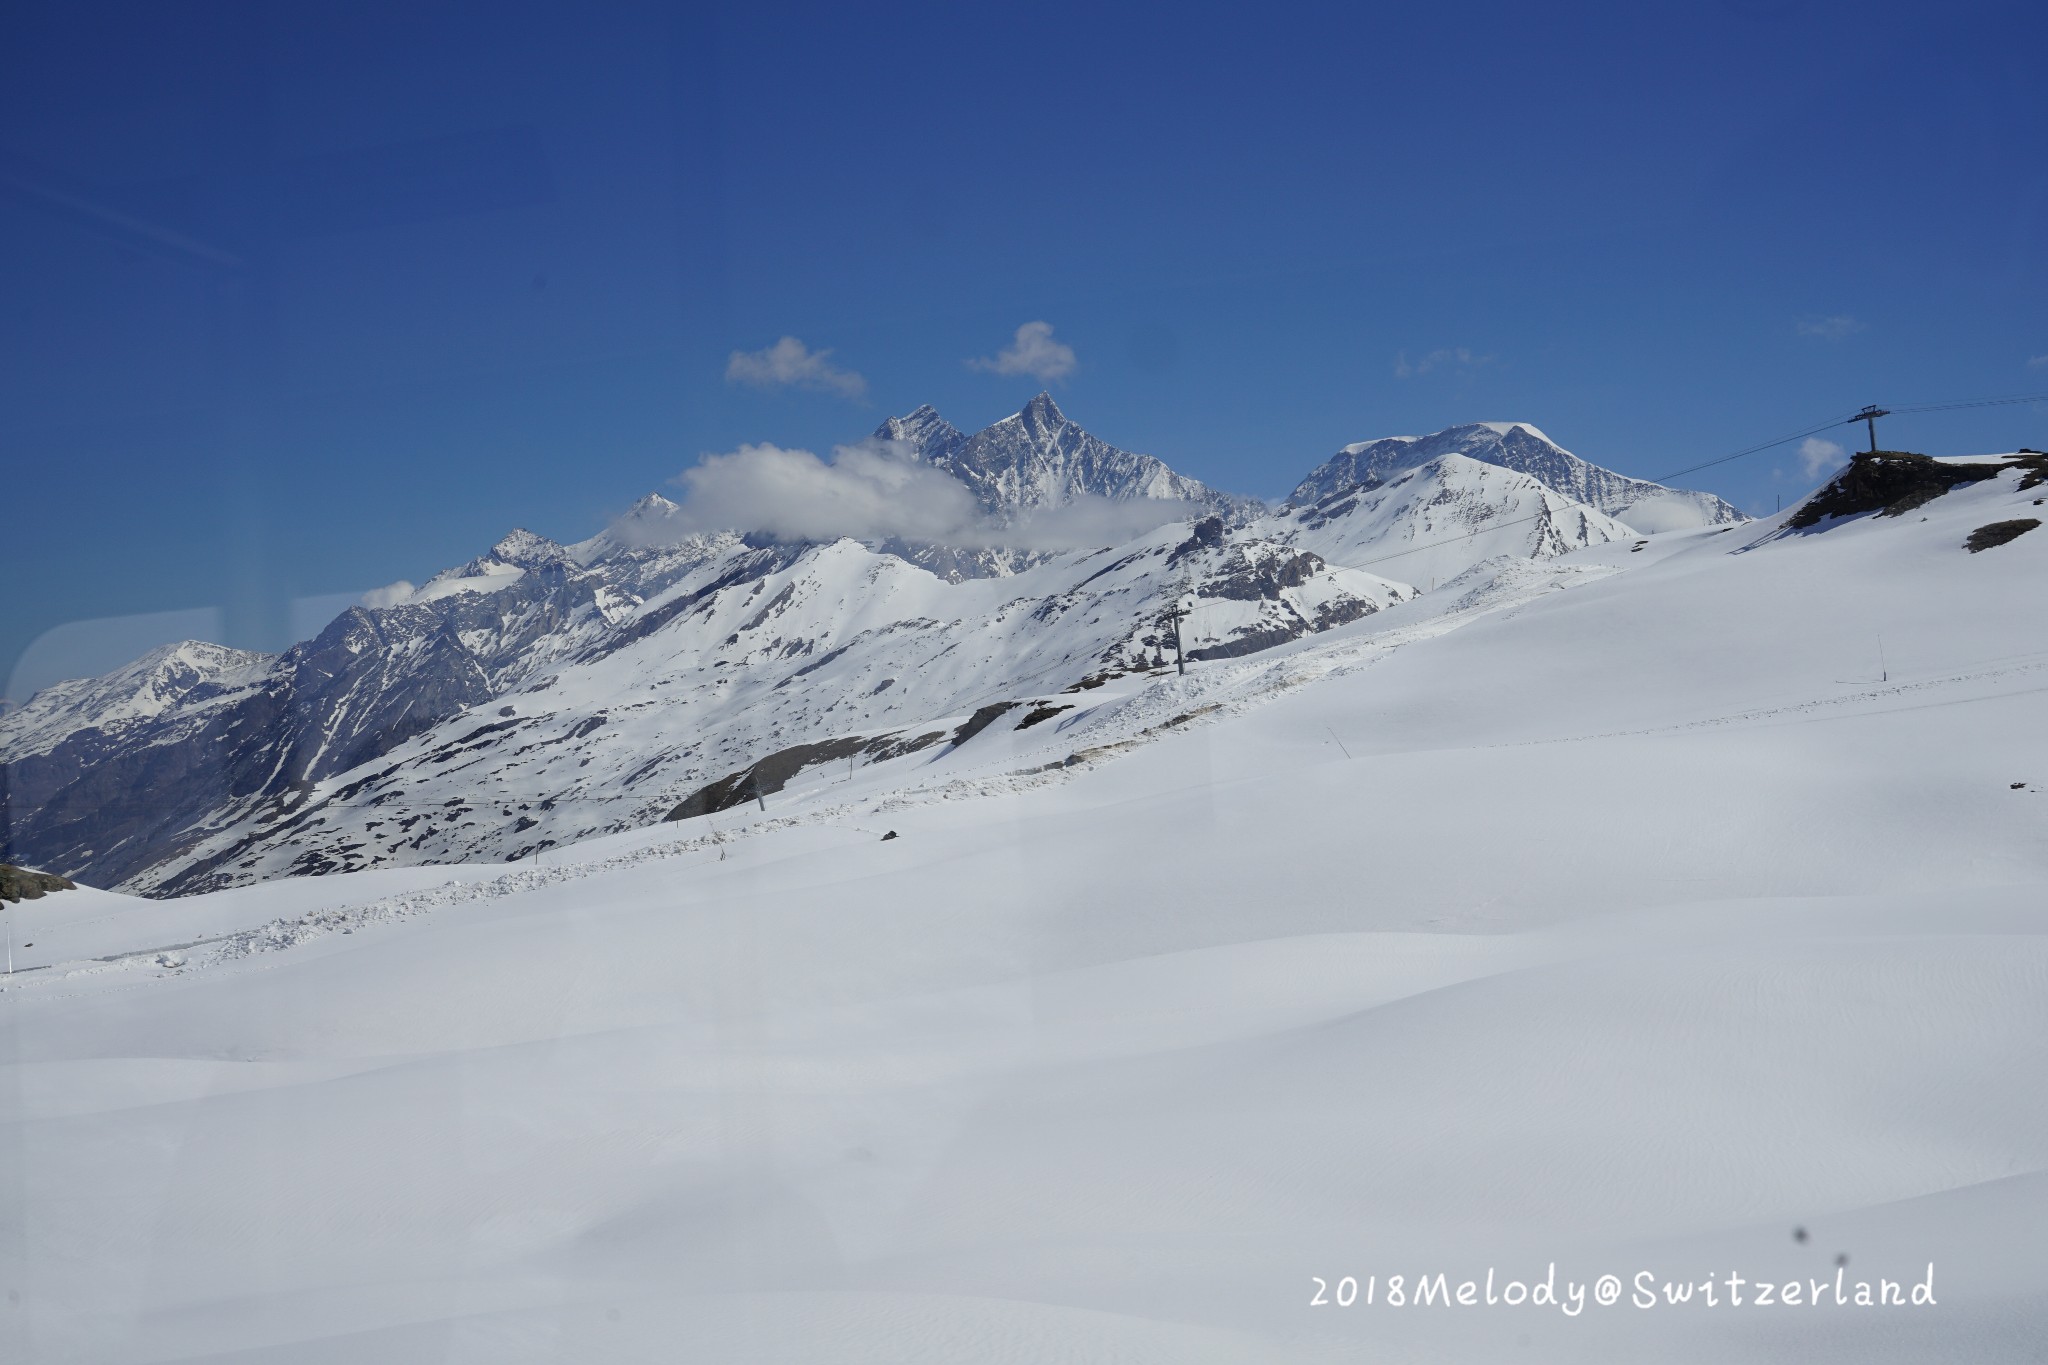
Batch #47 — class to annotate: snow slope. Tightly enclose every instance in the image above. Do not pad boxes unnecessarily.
[1276,451,1639,589]
[2,453,2044,1362]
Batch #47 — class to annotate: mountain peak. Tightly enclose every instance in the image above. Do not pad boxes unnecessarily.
[1019,390,1067,429]
[873,405,967,462]
[487,529,570,570]
[1293,421,1743,532]
[923,393,1256,525]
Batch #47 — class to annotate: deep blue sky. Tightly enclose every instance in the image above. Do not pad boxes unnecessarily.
[5,0,2045,699]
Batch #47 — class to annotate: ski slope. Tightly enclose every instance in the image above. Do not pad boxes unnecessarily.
[2,456,2045,1363]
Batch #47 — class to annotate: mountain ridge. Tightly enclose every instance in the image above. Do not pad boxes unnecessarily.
[2,402,1733,894]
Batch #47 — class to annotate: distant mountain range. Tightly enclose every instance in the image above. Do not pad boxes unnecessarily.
[0,399,1737,894]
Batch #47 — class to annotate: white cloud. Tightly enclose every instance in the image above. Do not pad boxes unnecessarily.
[724,336,868,401]
[653,438,1194,550]
[1798,436,1848,479]
[1393,347,1492,379]
[359,581,417,609]
[671,439,982,544]
[968,321,1077,382]
[1795,315,1864,340]
[2028,354,2048,369]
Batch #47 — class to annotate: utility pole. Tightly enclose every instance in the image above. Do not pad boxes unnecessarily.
[1849,405,1890,454]
[1161,593,1188,676]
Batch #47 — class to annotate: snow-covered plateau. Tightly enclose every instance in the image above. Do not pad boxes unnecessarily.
[2,429,2046,1362]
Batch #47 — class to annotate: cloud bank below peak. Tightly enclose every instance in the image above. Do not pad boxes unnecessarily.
[659,438,1195,551]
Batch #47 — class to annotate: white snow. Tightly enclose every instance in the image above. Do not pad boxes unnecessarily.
[4,455,2045,1361]
[404,562,527,603]
[0,640,272,759]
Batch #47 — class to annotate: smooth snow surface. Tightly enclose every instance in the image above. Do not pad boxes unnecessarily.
[3,460,2045,1362]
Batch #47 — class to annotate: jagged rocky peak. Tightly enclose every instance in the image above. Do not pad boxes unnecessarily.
[428,528,573,588]
[873,405,966,461]
[1289,421,1743,534]
[487,528,571,570]
[876,393,1259,524]
[571,493,689,562]
[1012,389,1067,436]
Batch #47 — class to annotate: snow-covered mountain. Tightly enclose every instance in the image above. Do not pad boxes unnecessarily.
[5,517,1411,894]
[1276,451,1639,589]
[1288,421,1743,533]
[879,392,1260,523]
[1,402,1728,895]
[0,640,272,761]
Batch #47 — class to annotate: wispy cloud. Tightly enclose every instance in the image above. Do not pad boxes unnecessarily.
[725,336,868,401]
[968,321,1077,382]
[652,438,1192,550]
[1393,347,1493,379]
[2028,354,2048,370]
[1798,436,1848,479]
[359,581,417,609]
[1795,315,1865,340]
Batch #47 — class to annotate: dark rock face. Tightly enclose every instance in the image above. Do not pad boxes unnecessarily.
[0,863,76,903]
[949,702,1022,747]
[663,727,952,822]
[1168,516,1228,565]
[1198,547,1325,601]
[1965,519,2041,553]
[1788,452,2009,528]
[1187,628,1304,663]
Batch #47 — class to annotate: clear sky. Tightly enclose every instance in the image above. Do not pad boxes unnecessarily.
[4,0,2045,700]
